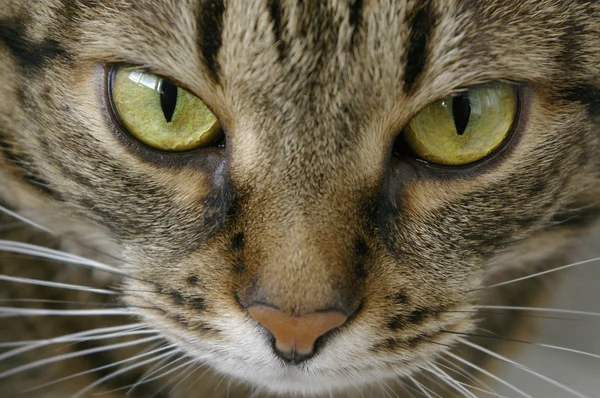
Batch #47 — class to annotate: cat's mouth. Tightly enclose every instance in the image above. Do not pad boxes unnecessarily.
[126,290,473,395]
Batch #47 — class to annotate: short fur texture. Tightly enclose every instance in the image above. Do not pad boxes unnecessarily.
[0,0,599,396]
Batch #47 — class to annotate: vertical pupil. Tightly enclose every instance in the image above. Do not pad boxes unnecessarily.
[160,79,178,123]
[452,94,471,135]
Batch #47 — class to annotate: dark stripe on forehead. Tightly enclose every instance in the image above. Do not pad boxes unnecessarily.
[267,0,286,60]
[349,0,363,46]
[0,19,68,71]
[403,1,435,93]
[197,0,226,83]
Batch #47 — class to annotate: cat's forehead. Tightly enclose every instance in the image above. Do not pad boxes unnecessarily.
[78,0,582,110]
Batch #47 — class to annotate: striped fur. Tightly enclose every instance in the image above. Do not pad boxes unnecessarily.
[0,0,599,396]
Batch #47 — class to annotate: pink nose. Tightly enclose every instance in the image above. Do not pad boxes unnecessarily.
[247,305,348,364]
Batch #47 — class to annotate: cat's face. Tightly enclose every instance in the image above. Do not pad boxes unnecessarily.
[0,0,599,395]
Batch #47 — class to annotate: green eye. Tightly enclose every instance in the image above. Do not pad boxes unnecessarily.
[110,66,222,151]
[403,84,518,166]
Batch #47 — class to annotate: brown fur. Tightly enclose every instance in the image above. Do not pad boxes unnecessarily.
[0,0,599,396]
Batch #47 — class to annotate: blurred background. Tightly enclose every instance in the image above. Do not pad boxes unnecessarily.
[493,225,600,397]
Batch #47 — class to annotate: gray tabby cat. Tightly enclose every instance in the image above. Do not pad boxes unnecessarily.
[0,0,599,396]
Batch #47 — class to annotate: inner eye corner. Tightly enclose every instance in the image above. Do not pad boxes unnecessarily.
[105,63,226,155]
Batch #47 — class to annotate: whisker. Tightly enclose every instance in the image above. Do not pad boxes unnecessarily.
[0,323,145,361]
[0,274,120,295]
[0,335,161,379]
[214,373,228,392]
[422,364,478,398]
[0,204,127,265]
[443,379,510,398]
[168,362,203,395]
[0,299,157,313]
[184,365,213,392]
[0,240,130,278]
[140,358,197,396]
[432,362,510,398]
[0,205,53,235]
[0,298,122,306]
[443,330,600,361]
[23,343,176,392]
[51,325,151,351]
[0,328,153,348]
[375,380,394,398]
[475,305,600,318]
[406,373,440,398]
[89,347,179,397]
[469,256,600,292]
[71,348,177,398]
[443,351,533,398]
[127,354,186,392]
[0,221,23,232]
[436,358,498,395]
[442,309,596,322]
[458,338,589,398]
[391,379,419,398]
[417,366,459,397]
[0,307,132,317]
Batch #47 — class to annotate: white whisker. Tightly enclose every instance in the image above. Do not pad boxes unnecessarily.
[129,355,186,391]
[436,358,498,395]
[0,205,53,234]
[459,338,589,398]
[473,256,600,291]
[0,323,145,361]
[137,358,197,393]
[71,349,178,398]
[127,351,182,394]
[476,305,600,318]
[379,379,401,398]
[0,298,120,306]
[184,365,213,392]
[444,351,533,398]
[0,274,119,295]
[0,204,126,264]
[0,240,129,277]
[424,364,478,398]
[0,335,161,379]
[406,373,439,398]
[375,380,393,398]
[0,307,132,317]
[23,343,176,392]
[391,379,419,398]
[0,328,153,348]
[168,362,203,394]
[451,329,600,362]
[453,382,510,398]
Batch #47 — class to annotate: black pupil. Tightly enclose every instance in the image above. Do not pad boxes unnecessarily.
[160,79,178,123]
[452,93,471,135]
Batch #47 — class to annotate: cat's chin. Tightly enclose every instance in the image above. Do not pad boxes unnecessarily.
[208,356,414,396]
[160,327,458,397]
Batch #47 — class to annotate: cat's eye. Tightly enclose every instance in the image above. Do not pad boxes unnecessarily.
[109,66,223,151]
[402,83,518,166]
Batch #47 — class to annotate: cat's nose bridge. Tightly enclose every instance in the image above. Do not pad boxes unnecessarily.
[237,218,365,318]
[235,185,370,315]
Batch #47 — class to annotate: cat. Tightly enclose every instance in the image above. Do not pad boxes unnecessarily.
[0,0,599,397]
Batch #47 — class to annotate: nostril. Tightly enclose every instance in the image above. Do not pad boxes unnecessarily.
[247,305,348,364]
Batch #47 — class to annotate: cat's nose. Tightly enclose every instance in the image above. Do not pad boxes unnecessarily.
[247,304,348,364]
